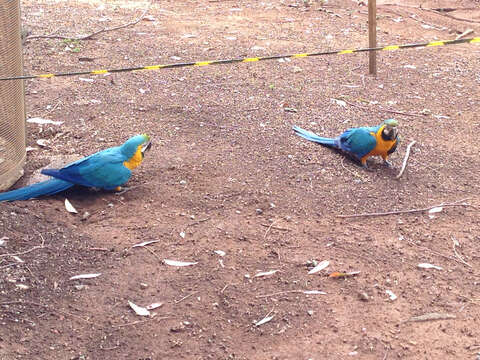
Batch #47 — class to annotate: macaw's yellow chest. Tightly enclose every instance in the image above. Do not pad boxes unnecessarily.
[123,145,144,170]
[364,125,397,160]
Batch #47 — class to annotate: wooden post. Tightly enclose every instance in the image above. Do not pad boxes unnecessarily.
[368,0,377,75]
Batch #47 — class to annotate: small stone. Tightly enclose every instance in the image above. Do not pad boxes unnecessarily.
[74,284,88,291]
[179,180,187,185]
[140,283,149,289]
[255,208,263,215]
[307,310,314,316]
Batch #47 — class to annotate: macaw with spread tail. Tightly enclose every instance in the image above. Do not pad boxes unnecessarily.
[0,134,152,202]
[293,119,398,169]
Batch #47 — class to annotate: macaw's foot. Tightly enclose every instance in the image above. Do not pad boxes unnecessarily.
[115,186,129,195]
[360,163,374,172]
[383,160,393,168]
[115,185,145,195]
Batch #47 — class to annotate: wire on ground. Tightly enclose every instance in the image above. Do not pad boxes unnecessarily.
[0,37,479,81]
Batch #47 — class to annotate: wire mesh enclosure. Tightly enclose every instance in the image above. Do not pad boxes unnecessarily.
[0,0,26,191]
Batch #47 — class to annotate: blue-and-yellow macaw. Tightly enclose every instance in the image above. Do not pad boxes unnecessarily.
[0,134,151,202]
[293,119,398,169]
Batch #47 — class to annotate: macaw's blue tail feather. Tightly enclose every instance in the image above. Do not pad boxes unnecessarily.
[292,125,339,148]
[0,178,73,202]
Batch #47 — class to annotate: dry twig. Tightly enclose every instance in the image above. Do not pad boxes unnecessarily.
[337,198,472,218]
[395,140,416,179]
[260,223,291,232]
[406,312,456,322]
[345,100,424,117]
[25,7,150,42]
[406,238,471,267]
[264,220,278,239]
[112,315,172,328]
[0,245,44,258]
[142,246,163,262]
[174,291,198,304]
[185,217,210,228]
[256,290,307,298]
[452,236,472,268]
[456,29,474,40]
[89,247,109,251]
[426,9,480,24]
[1,300,92,323]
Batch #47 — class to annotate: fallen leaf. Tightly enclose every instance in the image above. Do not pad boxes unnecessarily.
[328,271,360,278]
[428,206,443,214]
[65,198,78,214]
[143,15,156,21]
[11,255,23,263]
[331,98,347,107]
[164,259,198,267]
[78,77,94,83]
[255,314,274,327]
[254,270,279,278]
[27,117,63,125]
[132,240,160,248]
[0,236,7,246]
[308,260,330,275]
[128,301,150,316]
[303,290,327,295]
[69,273,101,280]
[36,139,49,147]
[146,302,163,310]
[418,263,443,270]
[386,289,397,301]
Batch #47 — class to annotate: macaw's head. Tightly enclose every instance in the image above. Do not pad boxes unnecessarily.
[381,119,398,141]
[121,134,152,170]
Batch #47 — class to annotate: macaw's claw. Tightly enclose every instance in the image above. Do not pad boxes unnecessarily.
[361,163,374,172]
[115,186,129,195]
[383,160,393,168]
[115,184,145,195]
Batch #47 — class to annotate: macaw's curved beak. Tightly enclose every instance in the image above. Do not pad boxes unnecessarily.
[141,140,152,158]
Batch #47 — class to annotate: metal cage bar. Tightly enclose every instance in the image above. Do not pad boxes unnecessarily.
[0,0,26,191]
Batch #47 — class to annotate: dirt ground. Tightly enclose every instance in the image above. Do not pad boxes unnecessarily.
[1,0,480,359]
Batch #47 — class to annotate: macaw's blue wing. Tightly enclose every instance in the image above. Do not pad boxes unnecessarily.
[338,127,378,159]
[41,148,132,190]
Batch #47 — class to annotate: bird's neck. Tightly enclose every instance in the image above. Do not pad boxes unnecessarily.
[123,145,143,170]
